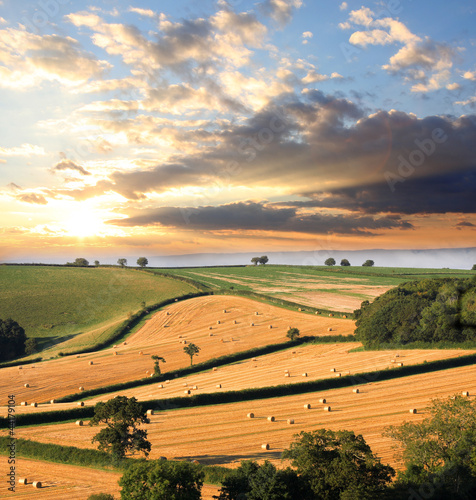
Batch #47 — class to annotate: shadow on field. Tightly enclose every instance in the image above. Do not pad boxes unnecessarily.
[178,451,283,465]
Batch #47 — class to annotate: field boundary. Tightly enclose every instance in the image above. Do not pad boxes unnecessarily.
[4,352,476,429]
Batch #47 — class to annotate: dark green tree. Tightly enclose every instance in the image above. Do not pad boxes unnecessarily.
[0,318,27,362]
[282,429,395,499]
[183,342,200,366]
[259,255,269,265]
[137,257,148,268]
[89,396,151,460]
[385,395,476,498]
[87,494,115,500]
[340,259,351,266]
[251,257,260,266]
[362,260,374,267]
[324,258,336,266]
[472,264,476,271]
[94,260,100,266]
[24,337,39,355]
[119,460,203,500]
[69,257,89,266]
[151,355,166,375]
[117,258,127,268]
[286,327,300,341]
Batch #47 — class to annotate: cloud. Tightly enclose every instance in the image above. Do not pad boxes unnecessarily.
[463,70,476,81]
[53,158,91,176]
[456,221,475,229]
[0,144,46,156]
[260,0,303,26]
[16,193,48,205]
[340,2,348,11]
[107,201,413,236]
[129,7,156,18]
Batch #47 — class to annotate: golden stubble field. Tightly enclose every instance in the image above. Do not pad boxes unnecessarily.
[0,295,354,405]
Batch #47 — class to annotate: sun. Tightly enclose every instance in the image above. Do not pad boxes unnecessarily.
[63,206,105,238]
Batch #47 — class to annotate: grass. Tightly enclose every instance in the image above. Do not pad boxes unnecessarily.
[0,266,196,349]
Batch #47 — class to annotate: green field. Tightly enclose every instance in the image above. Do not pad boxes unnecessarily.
[0,266,196,349]
[152,265,474,312]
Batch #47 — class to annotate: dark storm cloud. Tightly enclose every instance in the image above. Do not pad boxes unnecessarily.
[107,201,413,236]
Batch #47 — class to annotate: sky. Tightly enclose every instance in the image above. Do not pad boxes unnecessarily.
[0,0,475,265]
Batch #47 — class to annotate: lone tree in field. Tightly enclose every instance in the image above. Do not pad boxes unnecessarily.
[137,257,148,268]
[119,460,204,500]
[117,258,127,268]
[184,342,200,366]
[259,255,269,265]
[362,260,374,267]
[472,264,476,270]
[68,257,89,266]
[89,396,151,461]
[287,327,300,341]
[324,257,336,266]
[0,318,27,362]
[340,259,351,266]
[94,260,100,267]
[151,355,166,375]
[282,429,395,499]
[251,257,260,266]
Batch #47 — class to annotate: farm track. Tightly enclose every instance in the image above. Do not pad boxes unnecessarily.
[0,295,353,404]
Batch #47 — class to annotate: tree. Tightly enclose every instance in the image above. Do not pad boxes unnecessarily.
[259,255,269,265]
[67,257,89,266]
[184,342,200,366]
[472,264,476,271]
[151,355,166,375]
[340,259,351,266]
[362,260,374,267]
[282,429,395,499]
[137,257,148,268]
[251,257,260,266]
[24,338,39,356]
[89,396,151,460]
[286,328,300,342]
[94,260,100,267]
[0,318,27,362]
[117,258,127,268]
[385,395,476,498]
[325,258,336,266]
[119,460,204,500]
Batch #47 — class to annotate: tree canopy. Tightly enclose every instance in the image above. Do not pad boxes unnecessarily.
[89,396,151,460]
[183,342,200,365]
[340,259,351,266]
[117,258,127,268]
[137,257,148,268]
[151,355,166,375]
[0,318,27,362]
[251,256,269,265]
[286,327,300,341]
[324,258,336,266]
[362,260,375,267]
[67,257,89,266]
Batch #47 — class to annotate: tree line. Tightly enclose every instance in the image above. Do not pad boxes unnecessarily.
[66,257,149,268]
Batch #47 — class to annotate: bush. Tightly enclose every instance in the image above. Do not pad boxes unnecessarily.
[0,318,26,362]
[87,494,116,500]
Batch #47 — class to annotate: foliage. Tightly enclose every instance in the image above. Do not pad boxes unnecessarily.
[363,260,375,267]
[119,460,204,500]
[24,337,39,355]
[152,355,166,375]
[385,396,476,498]
[251,257,260,265]
[286,327,300,341]
[340,259,351,266]
[214,460,312,500]
[67,257,90,266]
[117,258,127,268]
[354,277,476,348]
[0,318,26,362]
[94,260,100,266]
[325,258,336,266]
[90,396,151,460]
[184,342,200,366]
[137,257,148,268]
[472,264,476,271]
[282,429,395,499]
[259,255,269,265]
[87,494,116,500]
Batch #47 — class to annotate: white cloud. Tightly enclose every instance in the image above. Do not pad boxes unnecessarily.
[463,70,476,81]
[0,16,7,25]
[0,144,46,156]
[340,2,348,11]
[446,82,460,91]
[260,0,303,26]
[302,31,313,39]
[455,96,476,106]
[129,7,156,18]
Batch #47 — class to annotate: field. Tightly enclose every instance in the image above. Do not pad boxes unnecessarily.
[0,266,196,353]
[156,265,473,312]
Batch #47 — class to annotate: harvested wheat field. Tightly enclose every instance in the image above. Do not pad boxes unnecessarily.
[0,295,353,404]
[5,458,219,499]
[83,345,475,405]
[10,364,476,472]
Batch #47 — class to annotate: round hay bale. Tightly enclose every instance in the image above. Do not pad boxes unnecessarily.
[223,309,227,313]
[77,402,84,407]
[267,416,275,422]
[165,380,170,384]
[192,385,198,390]
[216,384,222,388]
[298,308,302,311]
[217,320,221,325]
[21,402,28,406]
[175,298,178,301]
[335,373,341,377]
[213,367,218,371]
[304,403,311,409]
[183,383,188,387]
[250,322,254,326]
[18,366,22,370]
[233,320,237,324]
[18,478,27,485]
[76,355,81,358]
[247,412,254,418]
[330,368,336,372]
[184,390,191,395]
[353,388,360,393]
[329,313,333,317]
[268,325,273,329]
[390,359,396,363]
[113,351,118,356]
[89,361,93,365]
[113,345,117,348]
[166,311,170,315]
[32,481,42,488]
[397,362,403,367]
[24,383,29,388]
[287,419,294,424]
[50,399,55,404]
[302,372,308,377]
[261,443,269,450]
[252,358,257,361]
[315,311,319,314]
[147,410,154,416]
[30,402,37,407]
[255,312,259,315]
[324,406,331,412]
[285,373,290,377]
[343,315,347,319]
[209,326,212,330]
[284,368,289,372]
[79,386,84,391]
[182,340,187,344]
[319,398,327,404]
[158,384,163,388]
[76,420,83,426]
[123,341,127,345]
[462,391,470,397]
[395,353,400,357]
[327,327,332,332]
[409,408,417,414]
